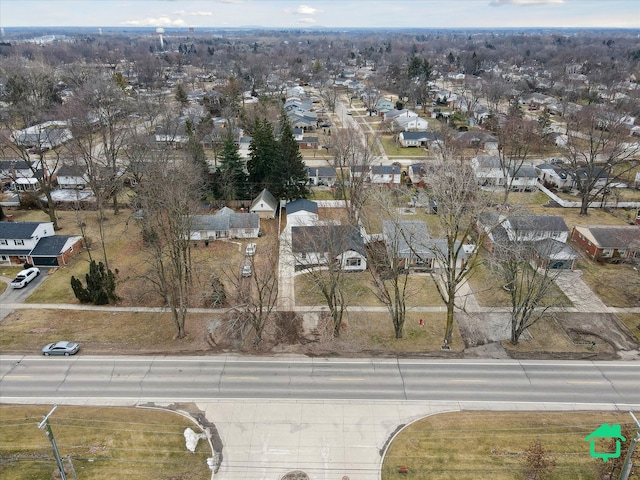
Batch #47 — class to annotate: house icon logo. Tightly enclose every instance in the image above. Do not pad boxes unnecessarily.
[584,423,626,462]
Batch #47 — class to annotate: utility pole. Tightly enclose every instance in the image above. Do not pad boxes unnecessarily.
[37,405,67,480]
[619,411,640,480]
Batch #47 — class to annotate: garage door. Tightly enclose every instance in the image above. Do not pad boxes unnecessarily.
[32,257,59,267]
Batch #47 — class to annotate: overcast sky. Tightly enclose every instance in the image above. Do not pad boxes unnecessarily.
[1,0,639,29]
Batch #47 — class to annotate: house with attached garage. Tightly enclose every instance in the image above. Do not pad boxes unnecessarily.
[291,224,367,272]
[189,207,260,242]
[530,238,581,270]
[571,225,640,263]
[397,131,439,148]
[0,221,83,266]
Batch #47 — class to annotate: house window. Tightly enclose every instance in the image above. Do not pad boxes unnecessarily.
[346,257,361,267]
[602,249,613,257]
[618,249,626,256]
[14,240,24,246]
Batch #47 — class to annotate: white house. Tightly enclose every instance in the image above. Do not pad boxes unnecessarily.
[286,198,319,226]
[189,208,260,242]
[391,116,429,132]
[56,164,89,189]
[291,225,367,272]
[250,189,278,219]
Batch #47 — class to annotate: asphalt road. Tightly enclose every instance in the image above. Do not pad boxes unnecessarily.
[1,356,638,406]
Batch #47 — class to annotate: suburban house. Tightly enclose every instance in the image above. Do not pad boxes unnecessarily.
[374,98,395,115]
[384,109,418,123]
[382,220,466,271]
[571,225,640,262]
[11,121,73,151]
[407,163,429,187]
[477,212,570,250]
[55,164,89,189]
[286,198,319,226]
[509,165,539,192]
[291,224,367,272]
[250,189,278,219]
[0,221,83,267]
[535,163,573,190]
[391,115,429,132]
[297,135,319,150]
[307,167,337,186]
[0,160,33,185]
[353,165,400,185]
[453,131,499,151]
[189,208,260,242]
[399,131,429,148]
[530,238,581,270]
[471,155,504,187]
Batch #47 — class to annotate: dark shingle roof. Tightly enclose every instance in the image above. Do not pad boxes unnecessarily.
[508,215,569,232]
[292,225,366,257]
[0,222,42,239]
[30,235,74,256]
[286,199,318,215]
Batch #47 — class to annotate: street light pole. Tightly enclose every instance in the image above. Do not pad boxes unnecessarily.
[37,405,67,480]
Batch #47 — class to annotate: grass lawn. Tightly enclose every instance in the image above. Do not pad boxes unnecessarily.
[379,135,424,156]
[501,315,615,356]
[295,271,444,308]
[335,311,464,354]
[577,258,640,308]
[0,405,211,480]
[382,411,638,480]
[617,313,640,343]
[0,309,213,355]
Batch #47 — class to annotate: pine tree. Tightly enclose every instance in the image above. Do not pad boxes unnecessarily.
[216,131,247,201]
[247,118,278,197]
[273,112,309,201]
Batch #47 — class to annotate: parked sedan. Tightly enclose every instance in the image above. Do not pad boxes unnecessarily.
[10,267,40,288]
[42,341,80,356]
[241,265,252,277]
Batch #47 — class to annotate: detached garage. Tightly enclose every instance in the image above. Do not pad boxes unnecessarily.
[29,235,83,267]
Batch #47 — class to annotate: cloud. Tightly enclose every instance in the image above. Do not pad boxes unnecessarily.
[173,10,213,16]
[298,17,317,25]
[489,0,564,5]
[122,16,186,27]
[295,5,321,15]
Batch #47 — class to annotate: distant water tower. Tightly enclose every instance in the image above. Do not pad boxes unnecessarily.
[156,27,165,50]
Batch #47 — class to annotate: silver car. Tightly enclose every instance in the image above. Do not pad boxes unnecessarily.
[42,341,80,356]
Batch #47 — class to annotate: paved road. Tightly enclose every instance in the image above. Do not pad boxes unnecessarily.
[2,356,638,406]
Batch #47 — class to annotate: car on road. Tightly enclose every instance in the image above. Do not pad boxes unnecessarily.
[241,265,252,277]
[10,267,40,288]
[346,110,352,115]
[42,341,80,356]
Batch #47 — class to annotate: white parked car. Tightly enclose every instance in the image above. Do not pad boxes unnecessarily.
[241,265,252,277]
[245,243,257,256]
[10,267,40,289]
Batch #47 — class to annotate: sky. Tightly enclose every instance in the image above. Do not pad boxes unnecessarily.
[1,0,639,30]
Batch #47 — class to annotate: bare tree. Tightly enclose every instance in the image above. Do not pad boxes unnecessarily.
[134,155,203,339]
[427,138,492,348]
[224,240,279,347]
[289,224,365,337]
[329,124,375,224]
[489,229,566,345]
[560,105,639,216]
[495,112,541,205]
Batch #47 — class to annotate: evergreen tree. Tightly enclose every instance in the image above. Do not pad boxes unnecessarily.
[71,260,119,305]
[247,118,278,197]
[216,130,247,201]
[273,112,309,201]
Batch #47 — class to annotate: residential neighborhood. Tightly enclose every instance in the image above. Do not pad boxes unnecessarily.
[0,13,639,480]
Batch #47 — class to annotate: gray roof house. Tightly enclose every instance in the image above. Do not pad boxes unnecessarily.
[291,224,367,271]
[382,220,466,271]
[0,221,82,266]
[190,208,260,241]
